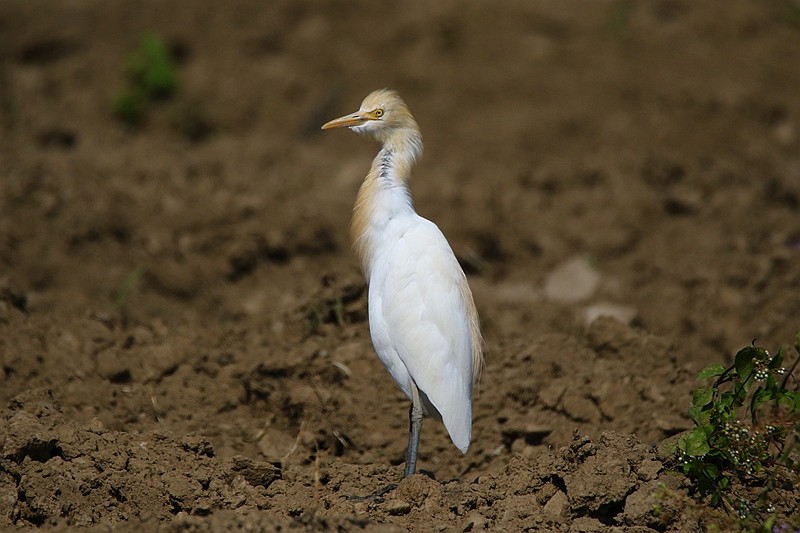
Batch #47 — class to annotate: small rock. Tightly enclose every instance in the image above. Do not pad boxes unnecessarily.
[385,499,411,516]
[502,420,552,447]
[0,471,16,518]
[463,510,487,531]
[586,315,641,358]
[583,302,637,328]
[637,459,663,482]
[568,516,607,532]
[147,259,202,299]
[621,480,661,526]
[162,471,196,503]
[86,418,105,433]
[129,326,154,346]
[544,490,567,517]
[226,456,281,489]
[544,256,600,303]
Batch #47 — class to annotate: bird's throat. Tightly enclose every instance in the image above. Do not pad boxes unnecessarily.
[377,149,396,183]
[350,147,415,277]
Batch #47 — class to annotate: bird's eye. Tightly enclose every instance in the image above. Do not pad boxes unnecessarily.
[374,109,384,118]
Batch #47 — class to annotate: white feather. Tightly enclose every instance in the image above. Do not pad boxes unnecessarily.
[368,213,475,452]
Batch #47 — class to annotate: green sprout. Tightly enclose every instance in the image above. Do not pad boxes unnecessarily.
[113,33,179,127]
[113,89,147,127]
[126,33,178,100]
[675,334,800,528]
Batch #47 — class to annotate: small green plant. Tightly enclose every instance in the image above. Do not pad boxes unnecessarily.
[113,89,147,127]
[126,33,178,99]
[115,265,144,309]
[676,334,800,528]
[113,33,179,126]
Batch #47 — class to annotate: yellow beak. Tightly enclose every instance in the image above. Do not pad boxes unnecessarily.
[321,111,370,130]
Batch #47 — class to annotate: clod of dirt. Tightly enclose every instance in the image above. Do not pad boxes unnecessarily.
[0,389,277,528]
[225,455,280,489]
[563,434,639,521]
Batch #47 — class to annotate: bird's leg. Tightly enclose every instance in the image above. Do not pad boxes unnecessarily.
[346,382,422,499]
[404,381,423,477]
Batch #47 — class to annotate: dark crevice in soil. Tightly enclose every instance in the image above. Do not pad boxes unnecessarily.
[13,438,65,464]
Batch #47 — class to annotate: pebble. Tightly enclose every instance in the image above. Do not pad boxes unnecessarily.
[463,511,487,530]
[544,256,600,303]
[583,302,637,327]
[385,499,411,516]
[544,490,567,517]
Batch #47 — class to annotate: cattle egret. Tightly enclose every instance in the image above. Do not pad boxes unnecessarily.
[322,89,483,477]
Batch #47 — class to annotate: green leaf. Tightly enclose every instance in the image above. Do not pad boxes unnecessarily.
[779,391,800,413]
[697,364,727,380]
[689,386,715,426]
[680,427,711,457]
[691,386,714,408]
[127,33,178,99]
[113,88,146,127]
[733,375,752,405]
[703,463,719,478]
[765,373,778,392]
[719,392,735,410]
[768,348,784,370]
[689,404,711,426]
[734,346,757,379]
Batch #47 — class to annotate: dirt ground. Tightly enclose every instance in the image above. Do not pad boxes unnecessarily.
[1,0,799,531]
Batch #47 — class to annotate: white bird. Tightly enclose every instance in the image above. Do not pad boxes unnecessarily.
[322,89,483,477]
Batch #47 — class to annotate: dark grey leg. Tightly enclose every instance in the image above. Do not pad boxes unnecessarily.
[404,381,423,477]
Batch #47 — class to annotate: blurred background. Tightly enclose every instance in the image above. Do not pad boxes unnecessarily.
[1,0,799,527]
[2,0,798,338]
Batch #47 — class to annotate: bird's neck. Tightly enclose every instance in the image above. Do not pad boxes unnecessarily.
[351,134,422,276]
[374,128,422,184]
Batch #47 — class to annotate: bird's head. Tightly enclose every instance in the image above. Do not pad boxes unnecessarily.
[322,89,420,147]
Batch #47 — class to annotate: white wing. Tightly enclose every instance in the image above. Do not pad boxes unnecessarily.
[368,214,477,452]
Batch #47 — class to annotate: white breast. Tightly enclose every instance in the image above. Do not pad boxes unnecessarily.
[366,212,475,452]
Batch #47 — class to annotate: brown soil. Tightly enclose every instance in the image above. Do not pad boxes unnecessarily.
[2,0,799,531]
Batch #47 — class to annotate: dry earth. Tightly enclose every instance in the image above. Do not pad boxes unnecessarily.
[2,0,800,531]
